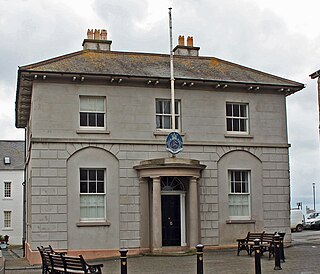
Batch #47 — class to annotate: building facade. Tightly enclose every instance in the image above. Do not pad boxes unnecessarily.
[0,141,24,245]
[15,29,304,264]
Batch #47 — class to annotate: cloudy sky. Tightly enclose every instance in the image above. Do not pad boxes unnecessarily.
[1,0,319,211]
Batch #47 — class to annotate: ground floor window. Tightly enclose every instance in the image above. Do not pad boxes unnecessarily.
[79,168,105,221]
[228,170,250,218]
[3,211,11,228]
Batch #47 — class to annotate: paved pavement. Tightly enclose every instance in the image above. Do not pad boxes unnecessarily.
[3,230,320,273]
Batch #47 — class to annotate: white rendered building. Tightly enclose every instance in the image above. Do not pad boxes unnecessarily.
[0,141,24,245]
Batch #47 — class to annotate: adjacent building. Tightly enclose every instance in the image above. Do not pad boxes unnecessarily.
[15,29,304,264]
[0,141,24,245]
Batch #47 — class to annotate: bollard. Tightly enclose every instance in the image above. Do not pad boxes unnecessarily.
[273,234,282,270]
[278,232,286,263]
[119,248,128,274]
[253,239,261,274]
[196,244,204,274]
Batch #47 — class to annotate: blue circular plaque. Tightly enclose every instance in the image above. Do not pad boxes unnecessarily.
[166,132,183,155]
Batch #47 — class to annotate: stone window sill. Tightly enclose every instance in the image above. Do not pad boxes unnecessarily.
[224,134,253,138]
[76,130,110,134]
[76,221,111,227]
[226,219,256,224]
[153,131,185,136]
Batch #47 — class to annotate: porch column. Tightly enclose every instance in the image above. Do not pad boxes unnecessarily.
[139,178,149,248]
[189,176,199,247]
[151,176,162,252]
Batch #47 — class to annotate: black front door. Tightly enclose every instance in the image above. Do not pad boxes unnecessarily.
[161,195,181,246]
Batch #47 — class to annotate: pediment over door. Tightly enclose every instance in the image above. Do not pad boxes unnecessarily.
[134,157,206,178]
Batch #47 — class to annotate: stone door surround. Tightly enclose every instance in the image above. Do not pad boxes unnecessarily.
[134,157,206,252]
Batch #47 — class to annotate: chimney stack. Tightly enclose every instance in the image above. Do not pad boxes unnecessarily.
[82,28,112,51]
[173,34,200,56]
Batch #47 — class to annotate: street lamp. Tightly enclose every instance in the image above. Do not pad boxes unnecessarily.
[313,182,316,211]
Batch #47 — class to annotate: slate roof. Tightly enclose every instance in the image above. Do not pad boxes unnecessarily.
[0,141,25,170]
[19,50,304,87]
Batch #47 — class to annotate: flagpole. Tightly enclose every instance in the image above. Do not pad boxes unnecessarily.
[169,7,175,131]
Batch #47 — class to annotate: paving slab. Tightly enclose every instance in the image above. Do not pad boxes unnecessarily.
[3,230,320,274]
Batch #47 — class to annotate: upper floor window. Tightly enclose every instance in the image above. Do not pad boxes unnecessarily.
[80,96,105,128]
[3,211,11,228]
[226,103,249,133]
[4,182,11,198]
[156,99,181,131]
[80,168,105,221]
[228,170,250,218]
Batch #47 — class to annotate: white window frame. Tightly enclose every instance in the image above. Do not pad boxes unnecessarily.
[3,211,11,228]
[228,170,251,220]
[79,168,106,222]
[79,96,106,129]
[4,182,11,198]
[226,102,249,134]
[155,99,181,131]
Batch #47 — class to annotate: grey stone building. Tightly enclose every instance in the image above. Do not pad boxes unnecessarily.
[15,29,304,264]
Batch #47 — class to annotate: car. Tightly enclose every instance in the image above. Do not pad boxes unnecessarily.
[306,212,320,220]
[290,209,305,232]
[304,215,320,229]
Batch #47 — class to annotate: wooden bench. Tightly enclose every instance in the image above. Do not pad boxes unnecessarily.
[49,253,103,274]
[260,232,276,259]
[38,246,103,274]
[236,231,264,255]
[38,245,66,274]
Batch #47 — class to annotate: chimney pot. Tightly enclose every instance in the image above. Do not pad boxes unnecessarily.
[187,36,193,47]
[100,29,107,40]
[178,35,185,46]
[87,29,94,39]
[94,29,100,40]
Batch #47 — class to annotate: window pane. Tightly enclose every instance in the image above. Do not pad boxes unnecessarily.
[89,181,96,193]
[174,101,179,114]
[163,116,171,129]
[156,115,162,128]
[95,98,104,111]
[97,114,104,127]
[240,119,246,131]
[80,97,89,111]
[80,195,105,219]
[233,104,239,117]
[235,182,241,193]
[175,116,179,130]
[233,119,239,131]
[97,182,104,193]
[80,169,87,180]
[88,114,96,126]
[80,113,87,126]
[227,118,232,131]
[240,105,247,117]
[226,104,232,116]
[97,170,104,181]
[89,170,96,181]
[80,182,87,193]
[156,100,162,113]
[163,101,171,114]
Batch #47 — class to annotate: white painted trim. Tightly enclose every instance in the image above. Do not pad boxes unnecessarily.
[180,193,186,246]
